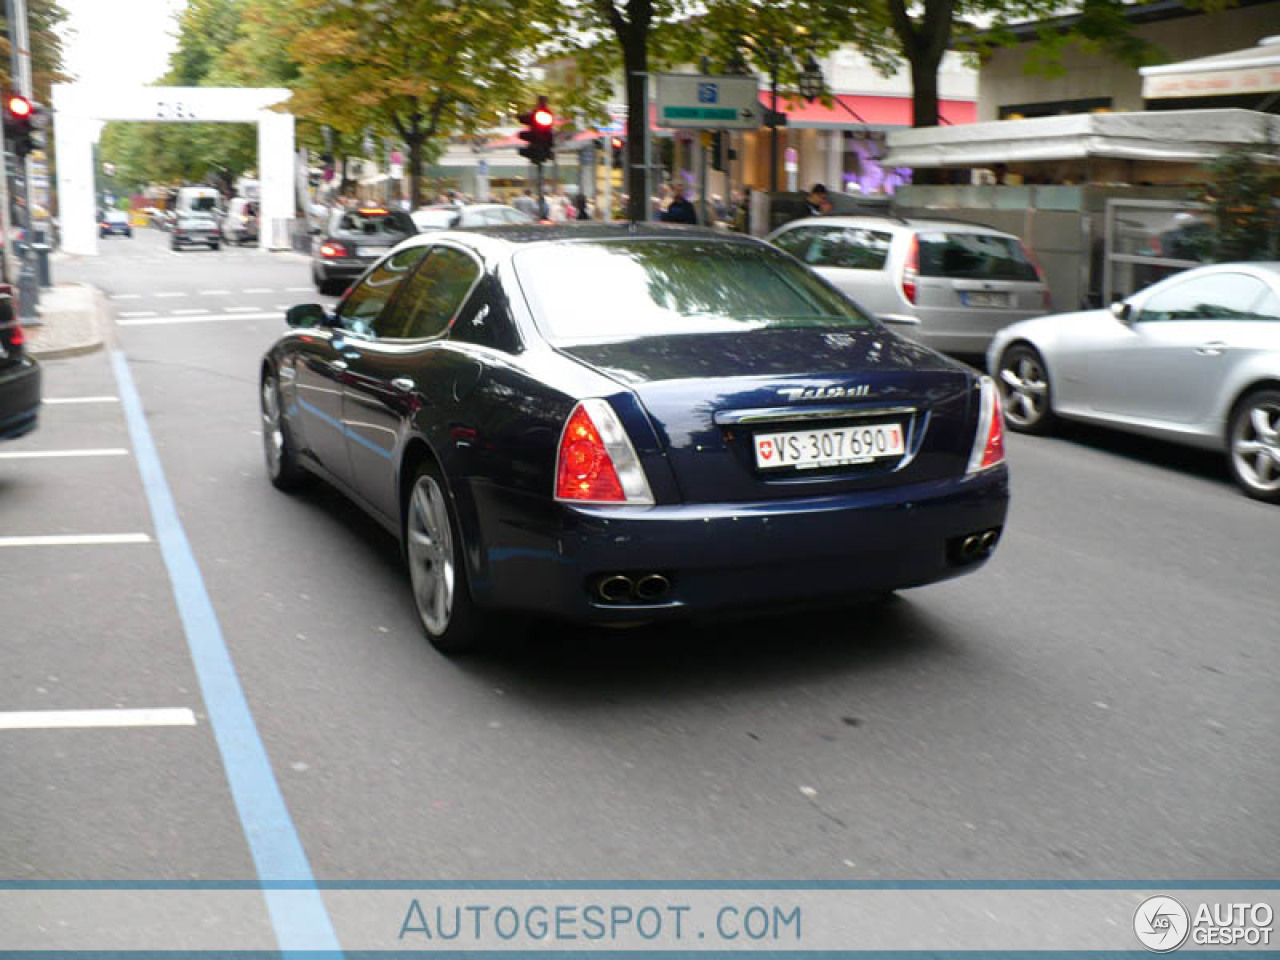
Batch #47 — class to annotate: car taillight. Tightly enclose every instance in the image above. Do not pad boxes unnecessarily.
[555,399,654,505]
[320,241,348,258]
[966,376,1005,474]
[9,323,24,347]
[1020,242,1052,310]
[901,233,919,305]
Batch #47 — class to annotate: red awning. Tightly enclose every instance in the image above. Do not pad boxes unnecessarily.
[759,93,975,128]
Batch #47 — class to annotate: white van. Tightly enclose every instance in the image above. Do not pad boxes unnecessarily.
[175,186,221,218]
[222,197,259,245]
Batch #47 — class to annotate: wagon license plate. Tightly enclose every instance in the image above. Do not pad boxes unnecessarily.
[755,423,905,470]
[356,246,381,257]
[963,291,1009,308]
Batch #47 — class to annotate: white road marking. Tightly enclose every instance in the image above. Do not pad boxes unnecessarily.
[117,310,158,318]
[117,311,282,327]
[0,533,151,547]
[172,308,213,316]
[0,708,196,730]
[274,304,292,311]
[155,291,187,298]
[109,293,142,301]
[243,287,272,294]
[43,396,120,405]
[199,289,231,296]
[0,448,129,459]
[285,286,312,292]
[225,306,261,313]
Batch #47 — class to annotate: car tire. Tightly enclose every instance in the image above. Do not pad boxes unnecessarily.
[171,242,180,251]
[210,242,220,250]
[1226,387,1280,504]
[260,368,311,492]
[996,343,1055,434]
[404,462,487,654]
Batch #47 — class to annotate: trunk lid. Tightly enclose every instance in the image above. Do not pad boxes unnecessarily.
[559,328,978,504]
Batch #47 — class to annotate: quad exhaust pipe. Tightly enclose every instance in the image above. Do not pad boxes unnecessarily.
[594,572,672,604]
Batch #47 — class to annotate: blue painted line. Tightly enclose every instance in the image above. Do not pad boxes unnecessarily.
[296,396,393,460]
[110,351,342,957]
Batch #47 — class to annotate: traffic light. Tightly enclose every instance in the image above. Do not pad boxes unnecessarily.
[517,96,554,165]
[610,136,624,169]
[4,93,34,158]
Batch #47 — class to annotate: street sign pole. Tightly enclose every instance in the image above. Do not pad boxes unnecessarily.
[5,0,40,316]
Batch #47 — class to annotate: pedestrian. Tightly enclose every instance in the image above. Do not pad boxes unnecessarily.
[662,189,697,225]
[573,192,591,221]
[513,189,538,217]
[807,183,833,216]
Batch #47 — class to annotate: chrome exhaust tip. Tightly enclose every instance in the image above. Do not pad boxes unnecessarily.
[634,573,670,601]
[979,530,999,552]
[597,575,634,604]
[960,535,981,559]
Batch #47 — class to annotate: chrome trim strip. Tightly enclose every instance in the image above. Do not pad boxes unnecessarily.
[714,404,918,426]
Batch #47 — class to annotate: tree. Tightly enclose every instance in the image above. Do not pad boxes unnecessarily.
[287,0,559,208]
[0,0,70,101]
[1189,147,1280,262]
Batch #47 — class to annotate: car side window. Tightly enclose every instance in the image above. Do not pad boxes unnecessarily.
[335,247,428,338]
[1138,273,1269,324]
[774,226,891,270]
[772,227,820,262]
[381,246,482,340]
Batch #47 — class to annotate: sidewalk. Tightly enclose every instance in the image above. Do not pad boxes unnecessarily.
[25,283,108,360]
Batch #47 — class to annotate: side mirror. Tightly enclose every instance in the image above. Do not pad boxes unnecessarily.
[1110,301,1132,323]
[286,303,329,329]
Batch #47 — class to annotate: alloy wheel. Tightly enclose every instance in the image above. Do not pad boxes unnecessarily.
[407,474,455,636]
[1231,397,1280,496]
[999,350,1050,428]
[260,376,284,477]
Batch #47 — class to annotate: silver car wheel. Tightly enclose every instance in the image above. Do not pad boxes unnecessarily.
[407,474,455,637]
[1231,398,1280,494]
[261,376,284,476]
[998,351,1049,427]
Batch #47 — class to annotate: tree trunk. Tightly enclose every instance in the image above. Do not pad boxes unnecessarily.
[909,54,941,129]
[623,31,649,222]
[407,136,424,209]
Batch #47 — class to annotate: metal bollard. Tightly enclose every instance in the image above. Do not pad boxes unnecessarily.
[32,243,51,287]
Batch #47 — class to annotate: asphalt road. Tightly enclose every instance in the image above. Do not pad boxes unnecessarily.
[2,226,1275,887]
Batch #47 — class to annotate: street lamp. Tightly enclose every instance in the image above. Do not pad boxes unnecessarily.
[734,39,824,193]
[799,55,826,103]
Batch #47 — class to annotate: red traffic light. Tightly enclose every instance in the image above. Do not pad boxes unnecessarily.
[6,94,31,118]
[532,107,553,128]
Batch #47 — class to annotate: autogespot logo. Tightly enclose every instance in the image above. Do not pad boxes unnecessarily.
[1135,895,1191,952]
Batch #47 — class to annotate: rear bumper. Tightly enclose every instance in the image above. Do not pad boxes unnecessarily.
[314,259,373,282]
[467,466,1009,623]
[0,356,41,439]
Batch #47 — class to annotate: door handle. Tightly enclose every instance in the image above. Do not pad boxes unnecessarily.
[331,359,349,371]
[1195,341,1227,357]
[391,377,416,394]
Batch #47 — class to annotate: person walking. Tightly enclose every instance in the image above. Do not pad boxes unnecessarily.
[661,189,697,225]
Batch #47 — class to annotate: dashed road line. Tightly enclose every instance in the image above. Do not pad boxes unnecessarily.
[43,396,120,405]
[243,287,273,294]
[225,306,261,313]
[0,533,151,547]
[0,708,196,730]
[117,311,282,327]
[0,448,130,459]
[118,310,158,318]
[155,291,187,298]
[109,294,142,301]
[198,289,232,296]
[172,308,213,316]
[284,286,312,292]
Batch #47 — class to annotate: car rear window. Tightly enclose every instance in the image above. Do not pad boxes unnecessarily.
[333,208,416,237]
[515,238,872,343]
[918,232,1039,282]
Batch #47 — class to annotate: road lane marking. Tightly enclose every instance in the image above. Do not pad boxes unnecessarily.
[243,287,272,293]
[284,286,311,292]
[225,306,261,312]
[0,708,196,730]
[0,533,151,547]
[155,291,187,298]
[172,308,213,315]
[118,310,158,318]
[117,311,281,327]
[43,396,120,405]
[0,448,129,459]
[109,294,142,301]
[198,289,231,295]
[110,350,340,954]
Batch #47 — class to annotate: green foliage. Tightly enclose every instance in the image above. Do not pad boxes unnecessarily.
[0,0,69,100]
[1189,147,1280,262]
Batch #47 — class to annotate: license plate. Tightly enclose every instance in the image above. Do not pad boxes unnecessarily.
[755,423,905,470]
[356,246,380,257]
[964,291,1009,308]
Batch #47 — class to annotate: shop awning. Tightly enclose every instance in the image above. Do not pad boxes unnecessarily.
[880,108,1280,168]
[760,93,975,129]
[1141,35,1280,100]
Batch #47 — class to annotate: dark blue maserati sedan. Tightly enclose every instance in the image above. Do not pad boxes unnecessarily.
[261,225,1008,653]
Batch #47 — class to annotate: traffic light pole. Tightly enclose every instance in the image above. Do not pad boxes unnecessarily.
[5,0,39,318]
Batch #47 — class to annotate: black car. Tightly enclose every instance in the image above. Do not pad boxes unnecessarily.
[171,215,221,251]
[262,225,1009,654]
[311,206,417,295]
[0,284,40,440]
[100,209,132,238]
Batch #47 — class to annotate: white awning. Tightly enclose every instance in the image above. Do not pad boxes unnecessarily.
[1141,35,1280,100]
[881,108,1280,168]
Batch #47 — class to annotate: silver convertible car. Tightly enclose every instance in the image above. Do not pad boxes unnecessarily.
[987,261,1280,503]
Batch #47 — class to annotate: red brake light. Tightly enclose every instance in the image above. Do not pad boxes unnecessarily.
[901,234,919,305]
[967,376,1006,473]
[320,241,347,258]
[9,323,24,346]
[555,400,654,505]
[1020,242,1052,310]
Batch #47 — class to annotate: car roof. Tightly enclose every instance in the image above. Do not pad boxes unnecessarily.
[395,222,761,258]
[773,215,1015,238]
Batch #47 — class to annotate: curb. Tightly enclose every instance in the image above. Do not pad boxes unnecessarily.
[28,282,109,361]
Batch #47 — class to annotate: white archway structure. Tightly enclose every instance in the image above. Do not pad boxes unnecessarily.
[51,85,295,256]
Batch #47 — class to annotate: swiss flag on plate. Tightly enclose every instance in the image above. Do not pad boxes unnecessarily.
[758,439,774,460]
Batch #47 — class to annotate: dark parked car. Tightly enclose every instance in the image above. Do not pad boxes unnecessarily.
[262,225,1009,653]
[311,206,417,295]
[100,209,132,238]
[0,284,40,440]
[171,214,221,250]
